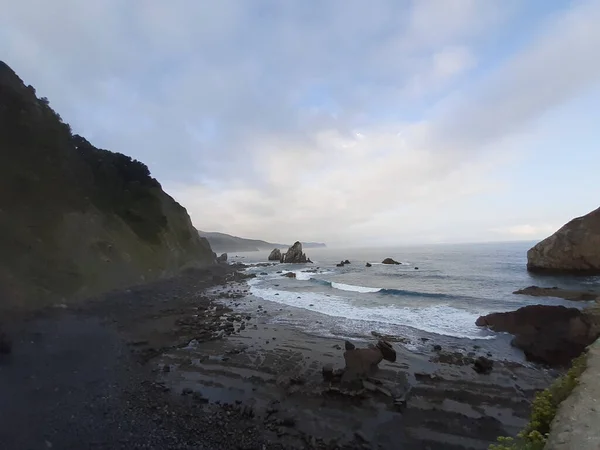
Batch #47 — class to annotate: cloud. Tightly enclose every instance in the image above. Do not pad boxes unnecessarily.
[490,224,557,239]
[1,1,599,245]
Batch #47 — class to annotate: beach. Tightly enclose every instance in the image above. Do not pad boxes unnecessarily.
[0,262,562,449]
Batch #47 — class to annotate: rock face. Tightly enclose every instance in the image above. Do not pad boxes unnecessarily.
[216,253,228,263]
[268,248,281,261]
[280,241,310,263]
[527,207,600,274]
[476,305,600,366]
[0,61,215,311]
[382,258,401,265]
[514,286,599,302]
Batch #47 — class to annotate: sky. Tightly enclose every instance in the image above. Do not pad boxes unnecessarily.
[1,0,599,247]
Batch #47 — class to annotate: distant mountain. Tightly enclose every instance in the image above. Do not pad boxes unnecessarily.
[197,230,326,253]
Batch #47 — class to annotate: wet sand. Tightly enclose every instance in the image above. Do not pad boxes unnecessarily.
[0,266,559,449]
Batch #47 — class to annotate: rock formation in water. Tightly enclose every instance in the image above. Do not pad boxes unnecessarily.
[527,207,600,274]
[268,248,281,261]
[280,241,310,263]
[514,286,599,302]
[216,253,228,263]
[382,258,401,265]
[476,305,600,366]
[0,61,215,310]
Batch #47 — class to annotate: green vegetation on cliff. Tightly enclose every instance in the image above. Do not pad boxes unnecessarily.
[489,353,588,450]
[0,61,214,309]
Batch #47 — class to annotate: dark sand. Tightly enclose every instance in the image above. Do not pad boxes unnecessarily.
[0,266,558,449]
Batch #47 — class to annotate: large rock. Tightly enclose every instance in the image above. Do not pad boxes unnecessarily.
[268,248,281,261]
[216,253,228,263]
[476,305,600,366]
[382,258,400,265]
[281,241,310,264]
[341,340,396,384]
[527,207,600,274]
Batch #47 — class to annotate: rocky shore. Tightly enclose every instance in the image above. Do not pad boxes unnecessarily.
[0,264,562,450]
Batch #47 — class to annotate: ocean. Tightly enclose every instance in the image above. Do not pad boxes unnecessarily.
[230,241,600,361]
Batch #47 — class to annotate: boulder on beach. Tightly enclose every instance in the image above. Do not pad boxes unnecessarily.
[268,248,282,261]
[476,305,600,366]
[382,258,401,265]
[513,285,598,302]
[473,356,493,374]
[527,206,600,274]
[216,253,228,263]
[341,339,396,383]
[281,241,310,263]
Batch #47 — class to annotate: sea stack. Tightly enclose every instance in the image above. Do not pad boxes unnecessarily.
[527,206,600,274]
[268,248,282,261]
[281,241,310,263]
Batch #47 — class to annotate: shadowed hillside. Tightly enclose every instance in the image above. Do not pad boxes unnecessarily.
[0,61,215,310]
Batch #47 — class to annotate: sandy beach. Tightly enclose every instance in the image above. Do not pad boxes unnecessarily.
[0,266,558,449]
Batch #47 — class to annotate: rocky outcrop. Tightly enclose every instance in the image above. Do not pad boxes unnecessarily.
[476,305,600,366]
[280,241,310,263]
[0,61,215,311]
[365,262,372,267]
[268,248,281,261]
[514,286,599,302]
[282,272,296,278]
[341,339,396,384]
[527,207,600,274]
[382,258,400,265]
[216,253,228,263]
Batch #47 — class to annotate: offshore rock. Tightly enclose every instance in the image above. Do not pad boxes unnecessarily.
[268,248,281,261]
[281,241,310,263]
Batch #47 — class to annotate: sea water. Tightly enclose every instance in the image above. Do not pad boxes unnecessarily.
[230,241,600,360]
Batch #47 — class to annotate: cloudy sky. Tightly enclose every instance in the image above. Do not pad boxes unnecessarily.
[2,0,599,246]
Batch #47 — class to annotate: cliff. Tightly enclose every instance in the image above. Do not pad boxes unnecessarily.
[527,206,600,274]
[0,61,215,310]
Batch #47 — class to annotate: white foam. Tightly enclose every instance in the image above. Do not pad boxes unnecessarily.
[249,286,494,340]
[295,271,313,281]
[330,282,381,293]
[289,270,334,281]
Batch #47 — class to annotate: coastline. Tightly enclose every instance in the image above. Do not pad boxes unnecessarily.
[0,267,560,449]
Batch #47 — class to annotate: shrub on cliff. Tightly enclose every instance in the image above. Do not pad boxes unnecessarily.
[489,353,587,450]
